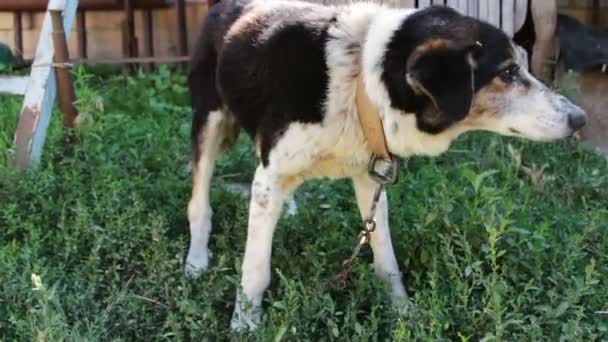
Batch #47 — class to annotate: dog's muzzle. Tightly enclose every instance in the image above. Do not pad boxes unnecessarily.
[557,95,587,131]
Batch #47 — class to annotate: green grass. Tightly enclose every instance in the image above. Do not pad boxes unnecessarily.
[1,66,607,341]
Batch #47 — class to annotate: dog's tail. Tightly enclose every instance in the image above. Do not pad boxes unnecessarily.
[189,10,222,164]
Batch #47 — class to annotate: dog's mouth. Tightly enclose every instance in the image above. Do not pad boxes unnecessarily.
[569,130,581,140]
[508,127,521,135]
[506,125,580,142]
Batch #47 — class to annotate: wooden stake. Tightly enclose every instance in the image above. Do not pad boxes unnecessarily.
[13,0,79,168]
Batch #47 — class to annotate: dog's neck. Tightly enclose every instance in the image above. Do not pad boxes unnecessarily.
[358,7,470,158]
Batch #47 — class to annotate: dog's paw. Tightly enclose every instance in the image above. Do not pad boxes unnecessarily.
[283,195,298,217]
[184,250,211,278]
[391,294,414,317]
[230,302,262,332]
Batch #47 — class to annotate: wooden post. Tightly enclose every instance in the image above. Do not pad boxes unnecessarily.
[50,9,79,129]
[123,0,137,72]
[531,0,557,81]
[13,12,23,58]
[77,11,87,59]
[12,0,79,168]
[175,0,188,61]
[142,10,154,72]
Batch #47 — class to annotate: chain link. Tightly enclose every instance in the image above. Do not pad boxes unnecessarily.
[334,155,399,287]
[335,183,383,286]
[334,154,400,286]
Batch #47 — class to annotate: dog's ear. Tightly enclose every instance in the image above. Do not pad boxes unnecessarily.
[406,39,482,132]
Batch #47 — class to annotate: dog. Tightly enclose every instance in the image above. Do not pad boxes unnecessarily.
[185,0,587,331]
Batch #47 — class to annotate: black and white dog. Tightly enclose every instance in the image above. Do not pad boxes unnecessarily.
[185,0,586,330]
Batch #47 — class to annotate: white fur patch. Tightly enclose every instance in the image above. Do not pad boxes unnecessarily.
[362,8,416,116]
[468,64,583,141]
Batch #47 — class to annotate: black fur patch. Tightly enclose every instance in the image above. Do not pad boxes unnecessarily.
[188,0,248,162]
[381,6,514,134]
[217,9,335,165]
[407,40,480,133]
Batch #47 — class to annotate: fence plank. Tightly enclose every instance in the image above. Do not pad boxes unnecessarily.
[467,0,479,17]
[446,0,468,14]
[514,0,528,33]
[502,0,515,37]
[478,0,488,22]
[381,0,416,7]
[418,0,432,8]
[13,0,79,168]
[0,76,29,95]
[397,0,415,7]
[486,1,501,28]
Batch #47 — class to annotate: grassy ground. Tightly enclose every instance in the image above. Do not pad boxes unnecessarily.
[1,67,607,341]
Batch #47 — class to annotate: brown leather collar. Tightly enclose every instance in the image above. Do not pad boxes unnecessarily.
[355,74,391,160]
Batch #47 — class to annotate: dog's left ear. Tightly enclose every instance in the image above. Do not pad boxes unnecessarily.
[406,39,482,132]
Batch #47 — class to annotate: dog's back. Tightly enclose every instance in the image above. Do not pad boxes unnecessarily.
[191,0,342,165]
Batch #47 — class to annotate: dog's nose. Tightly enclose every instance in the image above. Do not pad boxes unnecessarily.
[558,95,586,131]
[568,113,586,131]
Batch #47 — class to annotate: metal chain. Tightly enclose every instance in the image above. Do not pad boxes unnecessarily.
[333,155,400,287]
[334,183,384,286]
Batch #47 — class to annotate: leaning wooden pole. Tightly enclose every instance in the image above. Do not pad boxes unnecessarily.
[13,0,79,168]
[51,9,79,129]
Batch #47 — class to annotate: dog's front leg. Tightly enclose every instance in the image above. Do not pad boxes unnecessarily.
[352,174,411,311]
[230,165,295,331]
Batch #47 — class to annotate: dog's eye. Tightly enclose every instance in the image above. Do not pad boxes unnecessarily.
[499,64,520,83]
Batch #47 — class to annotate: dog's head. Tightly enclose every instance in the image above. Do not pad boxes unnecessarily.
[379,6,586,143]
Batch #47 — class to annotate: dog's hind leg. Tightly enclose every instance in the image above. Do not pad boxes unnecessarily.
[185,22,240,276]
[186,109,238,277]
[352,174,412,311]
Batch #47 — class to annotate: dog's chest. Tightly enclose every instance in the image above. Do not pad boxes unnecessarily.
[291,152,369,181]
[266,108,371,182]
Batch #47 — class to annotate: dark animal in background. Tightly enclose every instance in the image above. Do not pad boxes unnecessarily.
[556,14,608,154]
